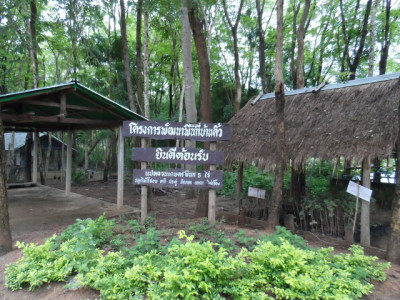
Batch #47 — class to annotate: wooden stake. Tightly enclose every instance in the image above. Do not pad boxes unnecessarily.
[352,183,360,236]
[140,137,148,224]
[208,142,216,225]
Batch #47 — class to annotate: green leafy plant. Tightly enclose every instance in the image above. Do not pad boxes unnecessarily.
[5,217,390,299]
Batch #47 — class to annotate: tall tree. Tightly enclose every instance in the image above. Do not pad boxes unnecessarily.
[188,0,213,217]
[181,0,197,199]
[222,0,245,113]
[120,0,136,112]
[339,0,372,80]
[136,0,144,115]
[267,0,286,229]
[368,0,378,76]
[0,120,12,255]
[387,98,400,263]
[255,0,272,92]
[143,7,150,120]
[291,0,310,209]
[379,0,392,75]
[295,0,311,89]
[27,0,39,88]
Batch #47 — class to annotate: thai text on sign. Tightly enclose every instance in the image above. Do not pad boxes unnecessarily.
[132,147,224,165]
[132,169,223,189]
[123,120,232,141]
[346,181,372,202]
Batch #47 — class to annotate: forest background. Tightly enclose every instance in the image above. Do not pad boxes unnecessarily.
[1,0,399,122]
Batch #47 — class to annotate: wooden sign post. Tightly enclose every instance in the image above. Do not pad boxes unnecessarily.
[140,138,148,224]
[123,121,231,225]
[346,180,373,238]
[208,142,217,225]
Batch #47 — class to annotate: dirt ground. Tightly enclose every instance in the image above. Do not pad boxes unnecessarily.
[1,180,399,299]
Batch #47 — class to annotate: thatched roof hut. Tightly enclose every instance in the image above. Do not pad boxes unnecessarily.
[219,72,400,169]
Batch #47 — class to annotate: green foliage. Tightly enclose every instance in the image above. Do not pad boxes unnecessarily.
[258,226,311,250]
[127,219,145,234]
[71,167,86,185]
[5,217,390,299]
[5,214,115,291]
[233,229,257,249]
[220,165,273,197]
[130,227,162,255]
[188,218,237,252]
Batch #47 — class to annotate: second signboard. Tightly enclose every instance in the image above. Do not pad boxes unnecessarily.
[132,147,224,165]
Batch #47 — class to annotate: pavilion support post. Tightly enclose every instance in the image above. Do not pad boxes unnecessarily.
[140,138,148,224]
[32,131,39,184]
[208,142,216,225]
[361,157,371,247]
[236,161,243,213]
[117,126,124,210]
[65,130,73,196]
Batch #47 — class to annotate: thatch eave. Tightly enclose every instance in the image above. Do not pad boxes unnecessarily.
[219,73,400,170]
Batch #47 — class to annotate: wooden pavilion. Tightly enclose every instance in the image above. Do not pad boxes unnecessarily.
[0,81,146,208]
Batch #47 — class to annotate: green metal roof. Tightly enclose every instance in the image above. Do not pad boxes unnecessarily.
[0,82,146,131]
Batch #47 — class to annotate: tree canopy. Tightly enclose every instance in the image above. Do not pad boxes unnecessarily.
[1,0,399,122]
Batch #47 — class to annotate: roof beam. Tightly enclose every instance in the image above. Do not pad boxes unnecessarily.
[0,87,76,106]
[13,99,104,113]
[0,113,118,125]
[76,93,126,120]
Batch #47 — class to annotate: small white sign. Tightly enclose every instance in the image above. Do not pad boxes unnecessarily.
[346,181,372,202]
[248,187,266,199]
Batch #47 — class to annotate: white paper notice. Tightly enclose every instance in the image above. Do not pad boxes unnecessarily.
[248,187,266,199]
[346,181,372,202]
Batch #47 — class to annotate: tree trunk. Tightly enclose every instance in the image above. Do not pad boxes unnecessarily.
[188,1,212,218]
[120,0,136,112]
[295,0,311,89]
[290,2,300,89]
[144,7,150,120]
[103,136,112,181]
[44,132,52,181]
[267,0,286,230]
[222,0,244,114]
[236,162,244,212]
[181,0,197,199]
[28,0,39,88]
[387,97,400,263]
[291,162,306,208]
[0,120,12,255]
[368,0,378,76]
[136,0,144,115]
[379,0,391,75]
[256,0,266,92]
[25,133,33,182]
[36,134,46,185]
[361,157,371,247]
[78,136,100,167]
[339,0,372,80]
[7,132,15,182]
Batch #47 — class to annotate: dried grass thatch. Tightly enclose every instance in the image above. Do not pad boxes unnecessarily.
[219,73,400,170]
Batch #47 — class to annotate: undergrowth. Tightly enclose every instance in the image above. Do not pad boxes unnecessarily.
[5,214,390,299]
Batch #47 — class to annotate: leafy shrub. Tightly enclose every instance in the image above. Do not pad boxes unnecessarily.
[71,168,86,184]
[258,226,311,250]
[5,217,390,300]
